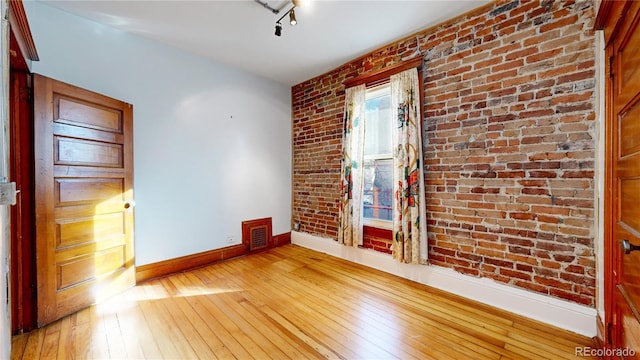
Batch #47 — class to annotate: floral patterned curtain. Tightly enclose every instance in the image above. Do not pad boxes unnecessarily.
[391,68,427,264]
[338,85,366,247]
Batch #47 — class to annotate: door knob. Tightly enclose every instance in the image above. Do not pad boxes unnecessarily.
[124,201,135,210]
[621,239,640,254]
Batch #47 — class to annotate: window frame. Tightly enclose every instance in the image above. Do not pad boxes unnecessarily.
[362,84,393,229]
[343,57,424,233]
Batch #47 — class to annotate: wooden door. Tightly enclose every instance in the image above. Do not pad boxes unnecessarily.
[34,75,135,326]
[600,1,640,357]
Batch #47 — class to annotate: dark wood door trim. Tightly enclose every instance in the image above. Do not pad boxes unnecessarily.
[603,34,616,349]
[8,0,39,64]
[597,0,623,346]
[9,71,36,333]
[7,0,40,334]
[596,0,640,351]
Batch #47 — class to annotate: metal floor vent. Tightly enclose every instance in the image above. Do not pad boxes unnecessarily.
[242,217,272,252]
[251,227,267,249]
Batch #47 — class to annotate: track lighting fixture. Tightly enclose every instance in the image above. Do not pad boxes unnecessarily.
[274,6,297,36]
[289,9,297,26]
[254,0,302,37]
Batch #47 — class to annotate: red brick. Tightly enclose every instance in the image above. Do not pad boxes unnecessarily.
[539,14,579,33]
[505,46,539,61]
[500,268,532,281]
[534,276,572,291]
[549,288,592,306]
[514,280,548,294]
[474,56,504,70]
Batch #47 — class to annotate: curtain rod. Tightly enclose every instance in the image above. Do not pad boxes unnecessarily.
[343,57,423,88]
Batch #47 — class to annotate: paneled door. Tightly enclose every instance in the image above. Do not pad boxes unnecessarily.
[34,75,135,326]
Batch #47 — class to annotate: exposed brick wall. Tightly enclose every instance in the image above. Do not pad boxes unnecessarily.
[363,226,393,254]
[292,0,597,307]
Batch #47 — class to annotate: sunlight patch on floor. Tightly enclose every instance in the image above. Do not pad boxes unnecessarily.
[94,282,243,315]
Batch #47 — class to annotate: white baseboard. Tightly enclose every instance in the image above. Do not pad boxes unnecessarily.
[291,231,597,337]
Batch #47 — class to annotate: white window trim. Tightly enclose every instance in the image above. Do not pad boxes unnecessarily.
[363,153,392,161]
[365,84,390,100]
[363,217,392,229]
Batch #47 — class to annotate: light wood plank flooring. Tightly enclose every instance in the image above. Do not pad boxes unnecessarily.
[12,244,598,359]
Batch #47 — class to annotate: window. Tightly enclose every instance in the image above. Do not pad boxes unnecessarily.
[340,61,424,257]
[363,85,392,227]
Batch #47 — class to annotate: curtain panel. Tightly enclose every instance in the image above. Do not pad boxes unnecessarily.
[338,84,366,247]
[391,68,428,264]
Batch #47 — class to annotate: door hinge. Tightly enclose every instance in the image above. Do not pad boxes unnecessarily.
[609,56,614,79]
[20,74,33,101]
[30,282,37,300]
[19,86,32,102]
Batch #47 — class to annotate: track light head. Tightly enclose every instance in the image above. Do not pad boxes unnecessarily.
[289,9,297,26]
[270,0,300,36]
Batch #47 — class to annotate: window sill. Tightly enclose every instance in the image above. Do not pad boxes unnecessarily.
[363,218,392,230]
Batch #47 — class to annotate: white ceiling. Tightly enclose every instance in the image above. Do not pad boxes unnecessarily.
[40,0,492,86]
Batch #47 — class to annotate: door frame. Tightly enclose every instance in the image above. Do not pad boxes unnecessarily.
[9,69,35,333]
[596,0,637,349]
[8,0,39,334]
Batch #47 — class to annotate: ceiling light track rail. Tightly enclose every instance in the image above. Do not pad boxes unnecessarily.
[253,0,287,15]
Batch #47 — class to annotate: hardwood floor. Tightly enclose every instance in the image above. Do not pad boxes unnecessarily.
[12,244,598,359]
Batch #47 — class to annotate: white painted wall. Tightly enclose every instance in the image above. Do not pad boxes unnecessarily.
[24,1,292,265]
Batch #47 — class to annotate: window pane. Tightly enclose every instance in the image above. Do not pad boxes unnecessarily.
[364,94,392,157]
[363,158,393,221]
